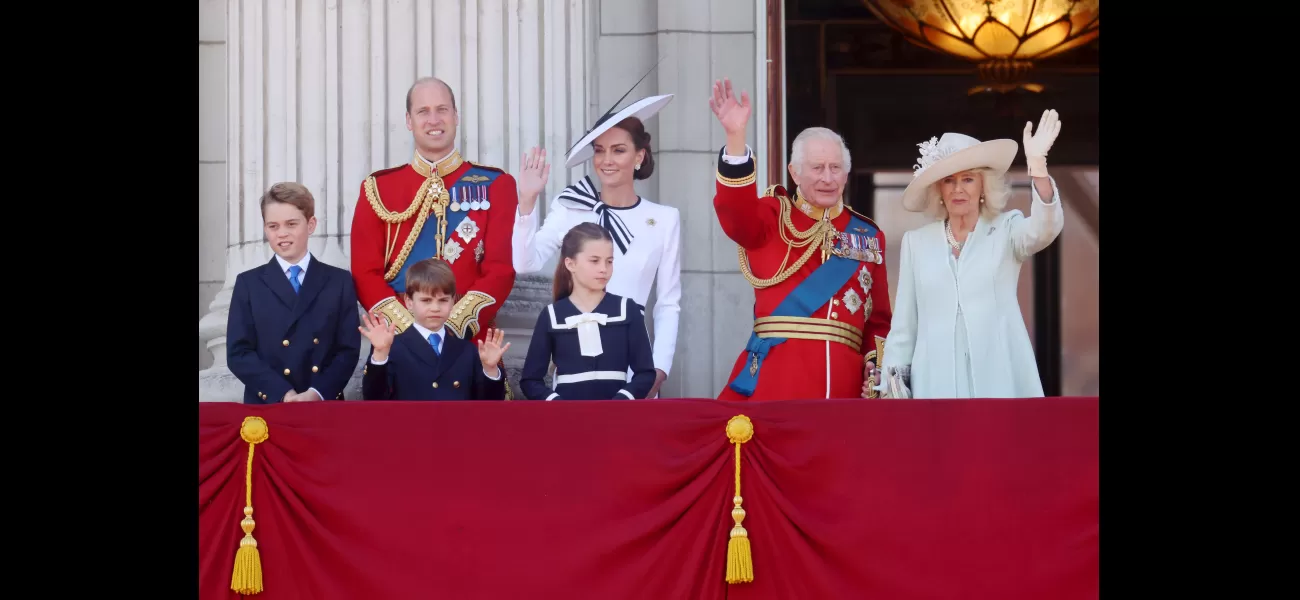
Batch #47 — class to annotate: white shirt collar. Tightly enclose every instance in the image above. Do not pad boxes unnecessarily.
[411,322,447,349]
[416,149,459,170]
[274,252,312,276]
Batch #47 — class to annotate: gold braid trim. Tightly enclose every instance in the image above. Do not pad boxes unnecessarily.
[365,175,452,283]
[445,291,497,339]
[364,176,430,223]
[738,194,840,289]
[374,298,416,334]
[717,171,757,188]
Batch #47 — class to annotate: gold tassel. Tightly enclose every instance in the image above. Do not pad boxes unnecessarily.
[725,415,754,584]
[231,416,270,595]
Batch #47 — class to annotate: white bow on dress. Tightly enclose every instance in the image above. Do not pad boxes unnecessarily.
[563,312,608,357]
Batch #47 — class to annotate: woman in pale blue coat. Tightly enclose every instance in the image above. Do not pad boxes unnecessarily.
[875,110,1065,399]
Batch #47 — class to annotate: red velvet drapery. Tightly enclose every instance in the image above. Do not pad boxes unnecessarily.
[199,397,1098,599]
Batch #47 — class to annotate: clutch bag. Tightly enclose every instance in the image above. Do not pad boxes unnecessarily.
[884,365,912,399]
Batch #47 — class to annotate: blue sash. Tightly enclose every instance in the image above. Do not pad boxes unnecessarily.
[391,166,500,294]
[727,212,875,396]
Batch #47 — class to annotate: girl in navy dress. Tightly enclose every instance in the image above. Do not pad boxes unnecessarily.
[520,222,657,400]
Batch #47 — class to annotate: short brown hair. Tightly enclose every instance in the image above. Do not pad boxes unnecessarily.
[260,182,316,220]
[405,258,457,299]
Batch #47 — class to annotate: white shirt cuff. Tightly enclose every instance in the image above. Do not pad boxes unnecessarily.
[721,145,753,164]
[369,355,388,366]
[483,367,502,380]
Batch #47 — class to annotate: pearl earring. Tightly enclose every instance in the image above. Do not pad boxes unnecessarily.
[635,163,641,170]
[980,195,985,203]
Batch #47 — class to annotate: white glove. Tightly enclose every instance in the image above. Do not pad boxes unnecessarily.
[1023,109,1061,178]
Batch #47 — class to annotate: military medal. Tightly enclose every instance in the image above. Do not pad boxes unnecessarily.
[449,187,462,212]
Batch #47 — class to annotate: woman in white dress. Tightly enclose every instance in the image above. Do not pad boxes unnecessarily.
[513,94,682,398]
[874,110,1065,399]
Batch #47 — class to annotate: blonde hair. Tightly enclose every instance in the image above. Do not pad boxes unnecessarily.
[923,167,1010,221]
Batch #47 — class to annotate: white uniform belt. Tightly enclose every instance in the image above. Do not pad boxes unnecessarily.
[554,370,629,385]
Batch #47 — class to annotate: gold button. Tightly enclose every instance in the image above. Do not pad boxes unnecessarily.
[283,368,291,375]
[831,312,838,319]
[432,382,439,389]
[363,365,368,375]
[282,340,289,347]
[312,366,319,373]
[832,299,840,305]
[453,381,461,388]
[313,338,319,344]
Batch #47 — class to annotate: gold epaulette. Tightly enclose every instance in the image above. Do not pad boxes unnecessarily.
[445,291,497,339]
[373,298,416,333]
[762,184,786,200]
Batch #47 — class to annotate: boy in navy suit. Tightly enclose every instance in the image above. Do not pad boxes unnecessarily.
[227,182,362,403]
[360,258,510,400]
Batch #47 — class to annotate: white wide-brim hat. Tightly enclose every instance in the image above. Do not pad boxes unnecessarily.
[901,132,1018,212]
[564,94,674,168]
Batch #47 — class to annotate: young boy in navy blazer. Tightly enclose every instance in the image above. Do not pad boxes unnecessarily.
[227,182,362,404]
[360,258,510,401]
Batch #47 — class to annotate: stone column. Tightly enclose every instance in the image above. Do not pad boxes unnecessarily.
[587,0,765,398]
[198,0,594,401]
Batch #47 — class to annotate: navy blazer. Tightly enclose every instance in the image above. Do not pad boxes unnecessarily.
[227,254,362,404]
[362,327,507,401]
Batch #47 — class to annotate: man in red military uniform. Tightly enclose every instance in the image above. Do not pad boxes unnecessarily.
[709,78,892,401]
[351,77,544,344]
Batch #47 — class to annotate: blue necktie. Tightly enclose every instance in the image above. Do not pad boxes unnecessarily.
[428,332,441,357]
[288,265,302,294]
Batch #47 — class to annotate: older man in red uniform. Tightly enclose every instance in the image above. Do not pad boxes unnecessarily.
[709,79,892,401]
[351,77,546,343]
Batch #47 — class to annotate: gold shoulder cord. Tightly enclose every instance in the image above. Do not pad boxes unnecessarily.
[364,175,452,282]
[738,195,839,289]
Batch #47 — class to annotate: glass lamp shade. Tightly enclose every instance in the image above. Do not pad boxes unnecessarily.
[862,0,1098,91]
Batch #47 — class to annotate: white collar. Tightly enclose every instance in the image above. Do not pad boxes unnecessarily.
[274,252,312,275]
[411,322,447,342]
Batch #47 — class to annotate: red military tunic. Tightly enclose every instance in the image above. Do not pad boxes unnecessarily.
[713,148,891,401]
[350,149,518,343]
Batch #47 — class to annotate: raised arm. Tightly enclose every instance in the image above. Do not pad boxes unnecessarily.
[1011,109,1066,262]
[710,78,775,250]
[511,146,560,274]
[513,192,572,273]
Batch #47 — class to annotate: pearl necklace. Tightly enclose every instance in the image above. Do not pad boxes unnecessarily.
[944,218,965,252]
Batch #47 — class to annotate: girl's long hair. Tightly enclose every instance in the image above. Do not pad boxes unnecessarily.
[552,222,613,302]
